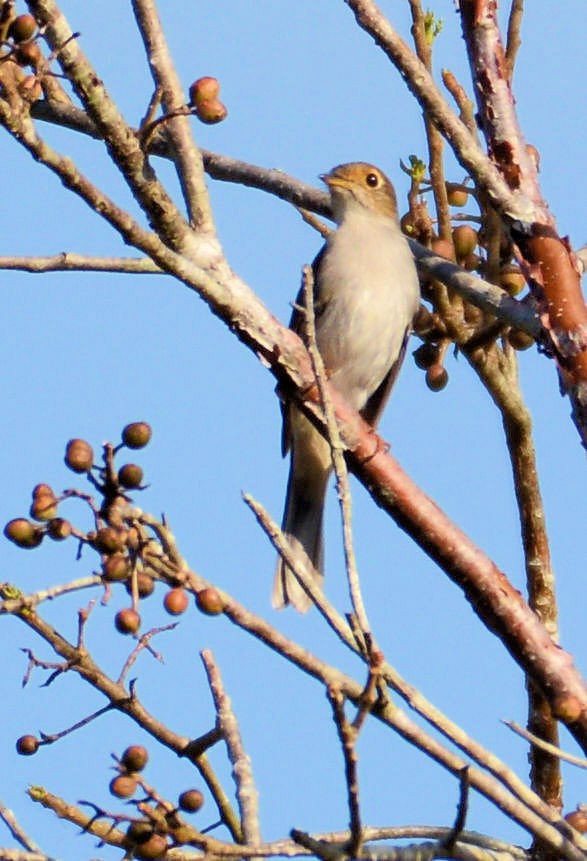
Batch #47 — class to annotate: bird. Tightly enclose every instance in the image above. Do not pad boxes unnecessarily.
[272,162,421,612]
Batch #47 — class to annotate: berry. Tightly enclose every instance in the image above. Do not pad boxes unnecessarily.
[499,264,525,296]
[163,587,189,616]
[195,587,224,615]
[446,183,468,207]
[30,484,58,521]
[137,834,168,859]
[178,789,204,813]
[65,438,94,473]
[126,572,155,599]
[118,464,144,489]
[110,774,138,798]
[508,329,534,351]
[413,342,438,370]
[195,98,228,124]
[122,422,152,449]
[46,518,72,541]
[430,238,455,261]
[94,527,127,554]
[16,734,39,755]
[14,40,41,67]
[425,364,449,392]
[121,744,149,772]
[189,76,220,106]
[9,14,37,43]
[4,518,42,548]
[127,820,154,845]
[451,225,478,260]
[102,553,130,582]
[565,809,587,833]
[115,608,141,635]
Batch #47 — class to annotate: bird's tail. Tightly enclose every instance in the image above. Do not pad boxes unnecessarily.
[272,459,329,612]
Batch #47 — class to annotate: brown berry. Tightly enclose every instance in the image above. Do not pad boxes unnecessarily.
[102,553,130,582]
[195,98,227,124]
[163,587,189,616]
[462,252,482,272]
[121,744,149,772]
[16,734,39,755]
[14,40,41,67]
[30,484,58,521]
[94,527,127,554]
[126,572,155,599]
[110,774,138,798]
[122,422,152,449]
[137,834,168,859]
[118,463,144,489]
[127,820,154,845]
[4,518,42,548]
[425,363,449,392]
[565,809,587,833]
[189,76,220,106]
[446,183,468,207]
[452,225,478,260]
[178,789,204,813]
[9,14,37,42]
[499,264,525,296]
[508,329,534,351]
[46,518,72,541]
[195,587,224,615]
[413,342,439,370]
[430,238,455,261]
[65,438,94,473]
[115,608,141,635]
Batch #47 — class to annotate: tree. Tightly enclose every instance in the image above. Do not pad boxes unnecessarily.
[0,2,586,861]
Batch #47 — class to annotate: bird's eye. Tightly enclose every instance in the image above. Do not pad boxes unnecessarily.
[365,172,379,188]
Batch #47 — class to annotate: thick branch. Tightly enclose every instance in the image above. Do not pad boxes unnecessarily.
[458,0,587,446]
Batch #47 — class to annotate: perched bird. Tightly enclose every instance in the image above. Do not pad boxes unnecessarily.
[273,162,420,612]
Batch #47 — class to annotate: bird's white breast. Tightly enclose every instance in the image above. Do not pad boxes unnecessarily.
[315,210,420,411]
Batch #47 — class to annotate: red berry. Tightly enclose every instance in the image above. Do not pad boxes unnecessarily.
[425,364,449,392]
[115,608,141,635]
[195,587,224,615]
[110,774,138,798]
[9,14,37,43]
[16,734,39,755]
[189,76,220,106]
[121,744,149,772]
[163,588,189,616]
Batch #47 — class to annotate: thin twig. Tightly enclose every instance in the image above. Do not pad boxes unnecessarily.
[504,720,587,769]
[327,687,363,855]
[201,649,261,845]
[505,0,524,83]
[132,0,213,230]
[0,253,162,273]
[0,801,43,853]
[301,265,371,637]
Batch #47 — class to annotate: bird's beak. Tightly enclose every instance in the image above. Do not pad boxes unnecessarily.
[320,172,351,191]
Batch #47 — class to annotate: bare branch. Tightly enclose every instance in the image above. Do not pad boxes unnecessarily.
[201,649,261,845]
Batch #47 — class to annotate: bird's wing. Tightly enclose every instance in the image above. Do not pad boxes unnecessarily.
[280,247,326,456]
[360,327,411,428]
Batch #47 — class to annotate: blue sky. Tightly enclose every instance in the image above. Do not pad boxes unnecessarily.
[1,3,586,859]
